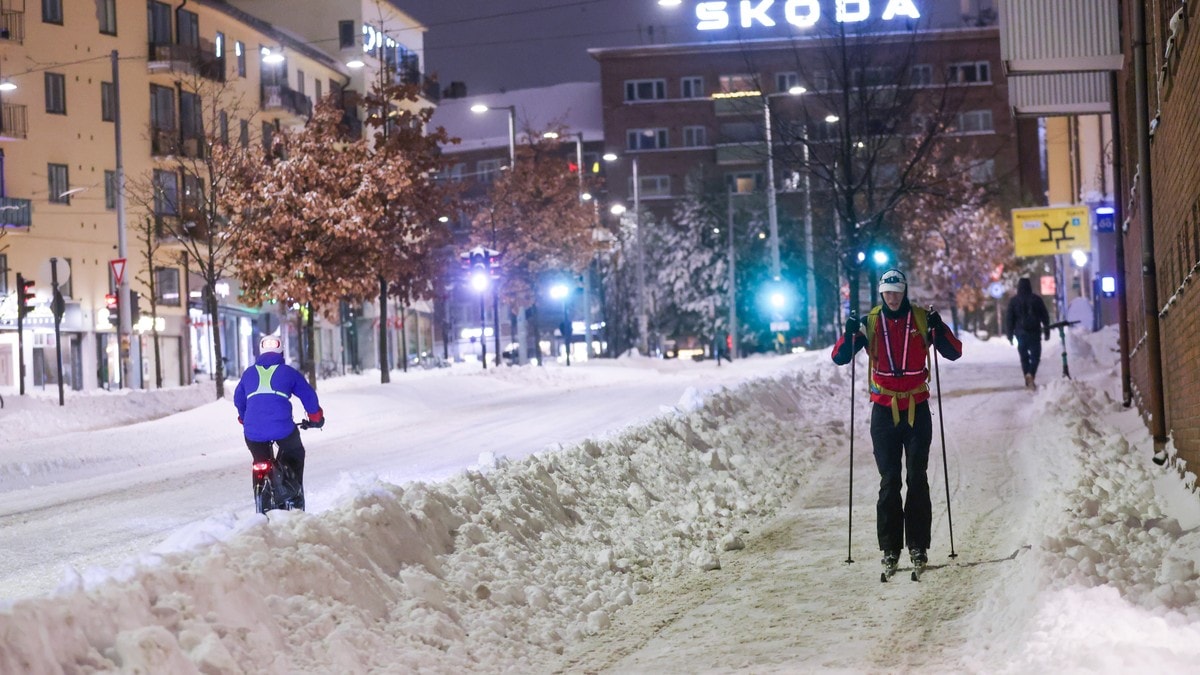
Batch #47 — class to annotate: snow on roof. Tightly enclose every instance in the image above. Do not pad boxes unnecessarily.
[430,82,602,154]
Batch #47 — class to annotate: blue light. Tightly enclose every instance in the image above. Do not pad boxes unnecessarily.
[1101,276,1117,295]
[1095,206,1115,215]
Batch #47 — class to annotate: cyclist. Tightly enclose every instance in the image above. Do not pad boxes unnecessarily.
[233,334,325,510]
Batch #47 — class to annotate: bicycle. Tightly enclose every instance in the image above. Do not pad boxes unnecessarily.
[252,420,314,514]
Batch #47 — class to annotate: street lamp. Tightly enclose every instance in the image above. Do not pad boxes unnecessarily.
[471,102,517,365]
[604,152,648,356]
[543,130,585,202]
[550,282,571,366]
[467,250,491,369]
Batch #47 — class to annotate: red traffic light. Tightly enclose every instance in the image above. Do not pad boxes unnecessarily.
[16,273,35,316]
[105,293,118,310]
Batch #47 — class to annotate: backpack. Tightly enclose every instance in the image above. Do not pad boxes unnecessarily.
[863,305,932,426]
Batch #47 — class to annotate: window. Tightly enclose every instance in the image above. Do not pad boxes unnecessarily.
[776,71,801,92]
[682,126,707,147]
[177,9,199,48]
[44,72,65,114]
[104,170,116,209]
[947,61,991,84]
[718,74,757,93]
[296,70,306,96]
[627,128,668,151]
[149,85,175,130]
[239,119,249,148]
[447,163,465,182]
[262,121,274,151]
[315,79,322,101]
[624,79,666,102]
[632,175,671,198]
[147,1,171,44]
[42,0,62,24]
[101,82,115,121]
[153,169,178,216]
[218,111,229,145]
[812,70,834,91]
[955,109,994,134]
[681,76,704,99]
[338,20,356,49]
[968,159,996,183]
[182,174,202,222]
[477,158,503,184]
[0,254,7,294]
[236,41,246,77]
[910,64,933,86]
[155,267,181,306]
[726,172,763,194]
[180,91,202,139]
[47,163,69,203]
[98,0,116,34]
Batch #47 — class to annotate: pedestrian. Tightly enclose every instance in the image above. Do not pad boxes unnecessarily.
[233,334,325,510]
[831,269,963,574]
[1004,277,1052,389]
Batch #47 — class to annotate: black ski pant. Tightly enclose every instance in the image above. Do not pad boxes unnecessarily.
[246,428,306,504]
[870,401,932,554]
[1015,329,1043,378]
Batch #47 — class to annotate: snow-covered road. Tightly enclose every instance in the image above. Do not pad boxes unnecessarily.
[5,329,1200,673]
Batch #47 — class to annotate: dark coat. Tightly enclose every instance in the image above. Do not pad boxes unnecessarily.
[1005,278,1051,340]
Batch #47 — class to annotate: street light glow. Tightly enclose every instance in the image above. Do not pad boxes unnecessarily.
[770,292,787,310]
[610,204,627,216]
[346,59,365,69]
[542,131,560,139]
[1072,250,1090,267]
[550,284,568,300]
[602,152,618,162]
[787,85,807,95]
[470,103,490,113]
[0,80,16,92]
[470,271,490,292]
[825,114,840,123]
[872,250,890,266]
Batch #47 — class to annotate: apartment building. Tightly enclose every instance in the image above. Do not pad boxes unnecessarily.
[589,16,1040,339]
[0,0,347,392]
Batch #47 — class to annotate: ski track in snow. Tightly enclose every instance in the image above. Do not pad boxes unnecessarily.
[5,328,1200,673]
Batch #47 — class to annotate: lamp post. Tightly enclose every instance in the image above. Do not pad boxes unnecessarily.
[604,153,647,356]
[550,282,571,365]
[470,103,516,365]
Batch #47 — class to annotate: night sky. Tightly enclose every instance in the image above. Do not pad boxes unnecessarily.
[402,0,984,96]
[400,0,704,95]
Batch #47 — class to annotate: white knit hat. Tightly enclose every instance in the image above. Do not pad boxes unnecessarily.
[259,335,284,355]
[878,269,907,294]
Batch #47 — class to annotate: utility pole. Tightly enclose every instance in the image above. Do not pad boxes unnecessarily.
[112,50,140,388]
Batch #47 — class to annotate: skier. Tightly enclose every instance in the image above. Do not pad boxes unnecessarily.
[1004,277,1052,389]
[831,269,962,576]
[234,334,325,510]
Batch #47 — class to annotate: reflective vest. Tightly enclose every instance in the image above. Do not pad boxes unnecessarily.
[246,364,288,398]
[865,305,930,426]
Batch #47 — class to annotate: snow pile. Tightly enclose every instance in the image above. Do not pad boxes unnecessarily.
[958,327,1200,673]
[0,366,846,672]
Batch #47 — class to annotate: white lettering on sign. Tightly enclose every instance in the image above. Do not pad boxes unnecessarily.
[741,0,776,28]
[696,0,920,31]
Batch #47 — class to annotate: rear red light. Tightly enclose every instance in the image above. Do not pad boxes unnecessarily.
[252,461,272,472]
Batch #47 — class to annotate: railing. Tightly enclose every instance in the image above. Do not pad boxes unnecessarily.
[0,102,27,139]
[0,196,32,228]
[261,85,312,119]
[147,39,224,82]
[0,8,25,43]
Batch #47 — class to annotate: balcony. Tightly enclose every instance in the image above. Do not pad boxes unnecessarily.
[0,6,25,44]
[147,39,224,82]
[151,129,206,159]
[0,102,27,140]
[261,85,312,122]
[0,196,32,228]
[715,142,766,165]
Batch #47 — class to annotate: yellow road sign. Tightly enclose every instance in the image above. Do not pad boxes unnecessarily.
[1011,205,1091,257]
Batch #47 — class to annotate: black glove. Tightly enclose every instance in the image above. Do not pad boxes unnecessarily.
[844,316,860,339]
[306,408,325,429]
[1044,329,1051,341]
[927,310,945,333]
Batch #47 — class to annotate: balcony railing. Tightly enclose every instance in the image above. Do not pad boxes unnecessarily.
[261,85,312,120]
[151,129,206,158]
[0,7,25,43]
[0,196,32,228]
[0,102,27,140]
[147,39,224,82]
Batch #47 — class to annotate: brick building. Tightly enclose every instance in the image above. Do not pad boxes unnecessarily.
[590,17,1039,346]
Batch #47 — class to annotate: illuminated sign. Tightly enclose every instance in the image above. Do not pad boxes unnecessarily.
[1010,205,1092,257]
[696,0,921,31]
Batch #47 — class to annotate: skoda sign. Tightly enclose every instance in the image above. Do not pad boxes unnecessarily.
[695,0,922,31]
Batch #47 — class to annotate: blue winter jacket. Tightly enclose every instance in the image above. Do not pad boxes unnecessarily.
[233,352,321,442]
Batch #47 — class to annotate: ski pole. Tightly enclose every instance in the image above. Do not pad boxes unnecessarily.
[932,343,958,559]
[846,331,856,565]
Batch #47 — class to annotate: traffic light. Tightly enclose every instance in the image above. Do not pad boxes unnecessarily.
[105,292,119,325]
[16,274,35,317]
[468,251,489,292]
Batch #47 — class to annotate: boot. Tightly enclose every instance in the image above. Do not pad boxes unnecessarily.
[909,548,928,567]
[1024,373,1034,389]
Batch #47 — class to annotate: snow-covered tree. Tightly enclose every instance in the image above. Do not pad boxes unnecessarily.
[358,75,458,382]
[231,101,384,386]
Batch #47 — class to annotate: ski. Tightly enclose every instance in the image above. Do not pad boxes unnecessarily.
[910,563,926,581]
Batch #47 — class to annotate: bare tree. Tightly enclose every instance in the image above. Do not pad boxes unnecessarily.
[124,71,268,399]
